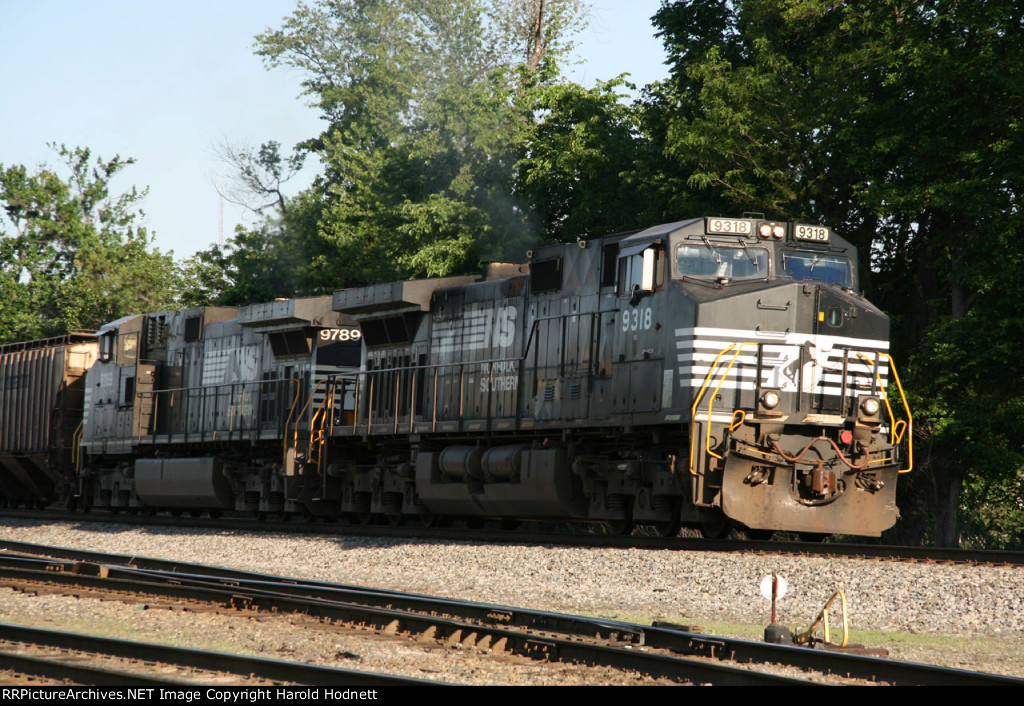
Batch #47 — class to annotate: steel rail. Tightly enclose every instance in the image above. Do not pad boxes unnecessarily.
[0,622,442,687]
[108,564,1024,686]
[108,564,1024,685]
[0,559,812,686]
[2,547,1021,686]
[0,645,195,686]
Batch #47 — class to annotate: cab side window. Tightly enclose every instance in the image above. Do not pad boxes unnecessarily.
[618,246,663,296]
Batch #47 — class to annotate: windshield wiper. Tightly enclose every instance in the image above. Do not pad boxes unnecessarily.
[737,239,759,270]
[700,236,722,265]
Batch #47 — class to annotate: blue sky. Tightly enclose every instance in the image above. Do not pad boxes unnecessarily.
[0,1,670,259]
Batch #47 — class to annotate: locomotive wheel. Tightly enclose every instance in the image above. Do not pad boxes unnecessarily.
[500,519,521,531]
[699,518,730,539]
[608,518,634,536]
[799,532,829,543]
[746,529,775,541]
[386,513,404,527]
[653,519,681,538]
[465,517,486,530]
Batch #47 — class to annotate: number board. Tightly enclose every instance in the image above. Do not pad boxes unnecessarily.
[319,328,362,342]
[793,224,831,242]
[705,217,753,236]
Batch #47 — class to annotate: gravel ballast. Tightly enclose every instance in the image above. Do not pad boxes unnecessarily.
[0,519,1021,681]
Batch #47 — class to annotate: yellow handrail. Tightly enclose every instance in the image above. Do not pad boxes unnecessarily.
[292,379,326,451]
[689,344,736,475]
[704,343,754,461]
[306,379,337,473]
[72,420,84,472]
[689,343,755,475]
[857,352,913,474]
[279,378,302,471]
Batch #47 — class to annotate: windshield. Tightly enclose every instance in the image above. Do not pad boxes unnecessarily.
[676,244,769,280]
[780,251,852,287]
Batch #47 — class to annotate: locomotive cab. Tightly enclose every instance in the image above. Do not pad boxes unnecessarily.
[656,217,911,536]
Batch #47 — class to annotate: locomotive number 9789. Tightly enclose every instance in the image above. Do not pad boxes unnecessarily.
[319,328,362,342]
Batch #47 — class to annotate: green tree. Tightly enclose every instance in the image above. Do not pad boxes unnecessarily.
[0,145,176,342]
[214,139,306,217]
[514,78,663,241]
[230,0,592,292]
[488,0,589,75]
[177,218,315,307]
[653,0,1024,546]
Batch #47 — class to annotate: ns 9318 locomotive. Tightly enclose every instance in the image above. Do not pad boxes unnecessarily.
[0,216,911,538]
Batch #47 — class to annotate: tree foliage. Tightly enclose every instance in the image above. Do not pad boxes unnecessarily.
[214,139,306,216]
[515,78,662,240]
[181,0,602,297]
[653,0,1024,546]
[0,145,176,342]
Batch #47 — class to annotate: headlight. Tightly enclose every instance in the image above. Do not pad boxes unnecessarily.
[761,390,781,410]
[757,223,787,240]
[859,396,881,417]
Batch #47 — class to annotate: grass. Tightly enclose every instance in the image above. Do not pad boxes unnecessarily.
[589,612,1024,677]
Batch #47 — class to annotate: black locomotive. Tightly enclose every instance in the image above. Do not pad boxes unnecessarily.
[0,216,912,537]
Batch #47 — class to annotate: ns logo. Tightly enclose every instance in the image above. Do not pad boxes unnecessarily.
[490,305,517,348]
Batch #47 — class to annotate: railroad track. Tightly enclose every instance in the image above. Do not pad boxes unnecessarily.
[1,508,1021,567]
[1,541,1020,686]
[0,622,435,686]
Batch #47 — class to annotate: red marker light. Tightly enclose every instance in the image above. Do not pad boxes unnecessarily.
[840,430,854,445]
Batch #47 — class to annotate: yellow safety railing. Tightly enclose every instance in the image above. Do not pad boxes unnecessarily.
[689,344,913,476]
[271,378,302,472]
[857,352,913,474]
[292,379,327,453]
[306,379,338,474]
[689,342,755,475]
[72,420,84,472]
